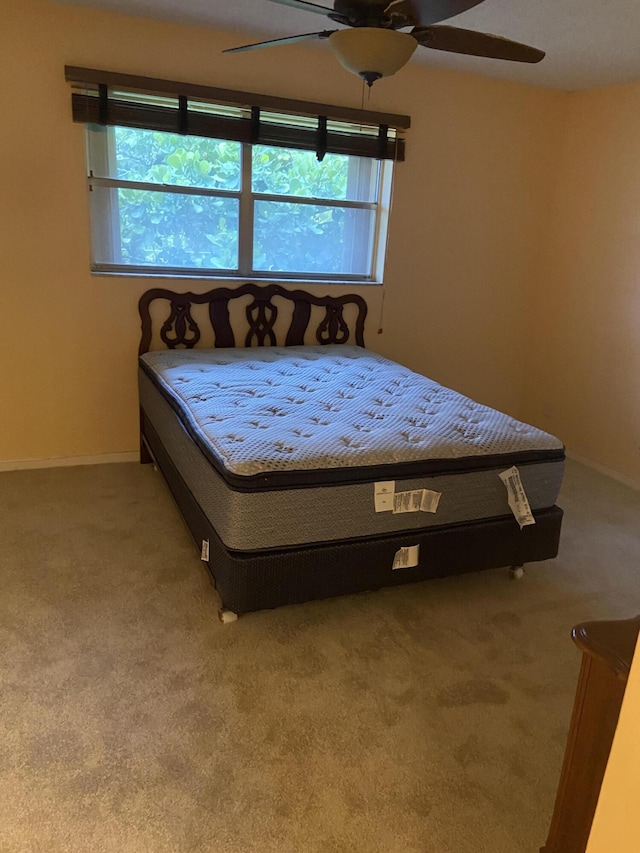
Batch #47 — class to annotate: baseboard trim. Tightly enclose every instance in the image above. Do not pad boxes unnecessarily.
[0,451,139,472]
[566,451,640,492]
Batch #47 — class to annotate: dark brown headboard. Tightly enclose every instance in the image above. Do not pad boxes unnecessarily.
[138,283,367,355]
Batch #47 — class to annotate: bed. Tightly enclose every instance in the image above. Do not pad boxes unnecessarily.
[138,283,564,619]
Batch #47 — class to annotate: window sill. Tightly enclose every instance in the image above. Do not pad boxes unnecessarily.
[90,268,384,287]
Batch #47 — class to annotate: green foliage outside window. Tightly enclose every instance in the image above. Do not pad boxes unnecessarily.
[251,145,349,199]
[114,129,240,268]
[110,127,373,274]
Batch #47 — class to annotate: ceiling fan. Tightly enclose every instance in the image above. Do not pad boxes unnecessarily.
[224,0,545,87]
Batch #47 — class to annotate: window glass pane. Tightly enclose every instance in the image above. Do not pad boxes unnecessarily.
[252,146,378,202]
[253,200,375,275]
[112,127,241,190]
[90,185,238,269]
[85,125,388,278]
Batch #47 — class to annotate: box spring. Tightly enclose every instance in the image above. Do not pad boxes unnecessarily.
[142,413,563,615]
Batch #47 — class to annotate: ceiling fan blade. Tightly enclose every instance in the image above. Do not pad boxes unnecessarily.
[224,30,336,54]
[413,25,545,63]
[264,0,335,17]
[386,0,486,27]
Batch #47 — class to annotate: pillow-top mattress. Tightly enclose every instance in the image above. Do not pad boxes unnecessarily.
[139,345,564,551]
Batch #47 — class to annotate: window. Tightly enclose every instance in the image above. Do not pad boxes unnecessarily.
[86,126,390,281]
[66,67,409,283]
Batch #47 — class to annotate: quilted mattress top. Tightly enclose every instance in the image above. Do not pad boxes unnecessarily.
[139,345,564,488]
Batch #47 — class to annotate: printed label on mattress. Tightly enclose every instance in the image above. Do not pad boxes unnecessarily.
[200,539,210,561]
[420,489,442,514]
[392,489,442,514]
[374,481,395,512]
[392,545,420,570]
[499,466,535,529]
[393,489,424,514]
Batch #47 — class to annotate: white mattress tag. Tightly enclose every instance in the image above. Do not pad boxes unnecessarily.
[200,539,210,561]
[392,489,442,514]
[499,466,535,529]
[393,489,423,514]
[374,481,395,512]
[420,489,442,513]
[392,545,420,570]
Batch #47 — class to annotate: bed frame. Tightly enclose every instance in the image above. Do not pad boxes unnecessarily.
[138,283,563,619]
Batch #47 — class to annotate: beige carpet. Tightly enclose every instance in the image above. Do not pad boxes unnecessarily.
[1,459,638,853]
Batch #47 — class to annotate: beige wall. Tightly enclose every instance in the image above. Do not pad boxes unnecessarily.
[587,636,640,853]
[523,83,640,484]
[0,0,564,464]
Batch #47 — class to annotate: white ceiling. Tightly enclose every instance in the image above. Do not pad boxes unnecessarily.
[55,0,640,91]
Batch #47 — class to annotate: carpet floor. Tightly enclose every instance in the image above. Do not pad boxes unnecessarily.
[1,459,639,852]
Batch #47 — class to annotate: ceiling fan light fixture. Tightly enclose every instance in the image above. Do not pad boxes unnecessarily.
[329,28,417,86]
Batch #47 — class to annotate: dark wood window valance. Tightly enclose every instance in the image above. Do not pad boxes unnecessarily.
[65,66,409,161]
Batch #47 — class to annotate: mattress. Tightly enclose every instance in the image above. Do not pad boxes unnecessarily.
[139,345,565,551]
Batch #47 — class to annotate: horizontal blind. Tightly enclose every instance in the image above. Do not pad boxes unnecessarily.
[66,67,409,162]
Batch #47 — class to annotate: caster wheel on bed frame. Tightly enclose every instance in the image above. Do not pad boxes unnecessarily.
[219,609,239,624]
[509,565,525,580]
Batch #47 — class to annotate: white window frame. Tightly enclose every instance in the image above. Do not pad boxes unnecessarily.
[86,125,393,284]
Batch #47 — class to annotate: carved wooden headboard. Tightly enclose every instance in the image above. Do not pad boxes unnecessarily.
[138,283,368,355]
